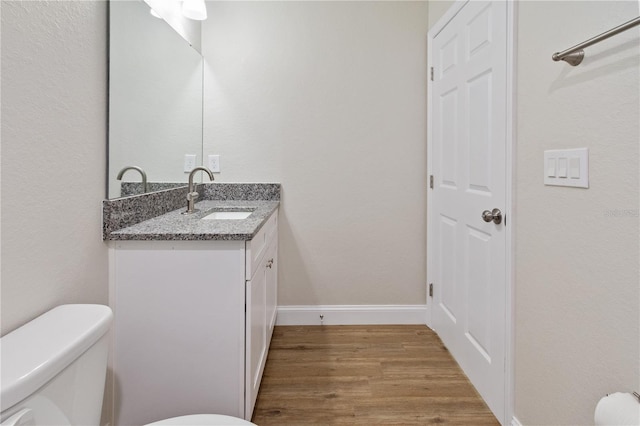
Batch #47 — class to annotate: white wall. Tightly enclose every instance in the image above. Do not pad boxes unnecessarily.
[428,0,454,28]
[202,1,430,307]
[515,2,639,424]
[1,2,109,336]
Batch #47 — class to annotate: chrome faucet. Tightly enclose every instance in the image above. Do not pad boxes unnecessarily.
[183,166,215,214]
[117,166,148,194]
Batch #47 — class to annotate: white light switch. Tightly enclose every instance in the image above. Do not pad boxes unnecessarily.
[546,158,557,177]
[569,158,580,179]
[557,157,568,178]
[544,148,589,188]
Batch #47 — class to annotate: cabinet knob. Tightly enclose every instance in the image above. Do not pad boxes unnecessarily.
[266,258,274,268]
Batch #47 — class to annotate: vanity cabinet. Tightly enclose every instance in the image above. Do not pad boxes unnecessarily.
[110,210,278,426]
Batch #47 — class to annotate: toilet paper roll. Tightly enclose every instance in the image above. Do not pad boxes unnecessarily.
[594,392,640,426]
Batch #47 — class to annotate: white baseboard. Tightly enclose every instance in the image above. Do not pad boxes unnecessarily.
[276,305,428,326]
[511,416,523,426]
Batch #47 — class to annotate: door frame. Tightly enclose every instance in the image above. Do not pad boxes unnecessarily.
[425,1,517,424]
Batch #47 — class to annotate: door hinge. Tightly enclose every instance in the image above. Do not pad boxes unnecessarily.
[429,175,434,189]
[429,283,434,297]
[430,67,434,81]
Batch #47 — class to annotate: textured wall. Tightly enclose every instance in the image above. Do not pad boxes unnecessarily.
[515,1,639,424]
[1,2,109,334]
[202,1,430,306]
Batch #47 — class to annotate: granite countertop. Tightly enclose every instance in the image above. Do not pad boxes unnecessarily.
[107,200,279,241]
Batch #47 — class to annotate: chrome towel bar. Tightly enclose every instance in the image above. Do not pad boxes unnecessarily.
[552,16,640,66]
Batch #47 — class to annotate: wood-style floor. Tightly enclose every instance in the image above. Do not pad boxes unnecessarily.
[252,325,499,425]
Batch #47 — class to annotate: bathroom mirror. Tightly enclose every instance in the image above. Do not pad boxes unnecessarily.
[108,0,203,199]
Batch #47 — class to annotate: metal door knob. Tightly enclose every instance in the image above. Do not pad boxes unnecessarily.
[481,208,502,224]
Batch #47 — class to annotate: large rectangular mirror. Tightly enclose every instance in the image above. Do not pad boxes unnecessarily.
[108,0,203,199]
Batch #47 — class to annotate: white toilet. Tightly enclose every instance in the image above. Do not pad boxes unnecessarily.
[0,304,255,426]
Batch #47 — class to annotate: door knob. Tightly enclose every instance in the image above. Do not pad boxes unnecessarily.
[481,208,502,225]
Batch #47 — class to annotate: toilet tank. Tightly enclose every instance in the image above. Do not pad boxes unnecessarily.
[0,305,113,426]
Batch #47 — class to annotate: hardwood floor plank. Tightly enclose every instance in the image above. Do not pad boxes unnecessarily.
[252,325,499,425]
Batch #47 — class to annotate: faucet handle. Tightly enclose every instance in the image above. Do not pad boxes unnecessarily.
[187,191,199,201]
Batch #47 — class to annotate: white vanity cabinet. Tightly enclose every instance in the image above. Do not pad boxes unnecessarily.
[110,210,278,426]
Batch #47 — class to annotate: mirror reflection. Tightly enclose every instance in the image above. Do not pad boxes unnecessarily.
[108,0,203,199]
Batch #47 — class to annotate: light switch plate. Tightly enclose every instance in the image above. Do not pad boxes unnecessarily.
[544,148,588,188]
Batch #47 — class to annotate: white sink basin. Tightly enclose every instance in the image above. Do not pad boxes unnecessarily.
[202,211,253,220]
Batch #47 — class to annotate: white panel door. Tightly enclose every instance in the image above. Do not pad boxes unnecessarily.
[431,1,508,423]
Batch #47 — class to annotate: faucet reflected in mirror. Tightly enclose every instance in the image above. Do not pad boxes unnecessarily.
[117,166,148,195]
[183,166,215,214]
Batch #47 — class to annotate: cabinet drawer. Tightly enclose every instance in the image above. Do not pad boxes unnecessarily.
[246,209,278,278]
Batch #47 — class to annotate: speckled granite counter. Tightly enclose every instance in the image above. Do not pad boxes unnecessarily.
[103,183,280,241]
[107,200,278,241]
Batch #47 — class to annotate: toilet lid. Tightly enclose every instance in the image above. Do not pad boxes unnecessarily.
[145,414,256,426]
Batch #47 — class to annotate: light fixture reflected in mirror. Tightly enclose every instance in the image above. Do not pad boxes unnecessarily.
[149,0,207,21]
[182,0,207,20]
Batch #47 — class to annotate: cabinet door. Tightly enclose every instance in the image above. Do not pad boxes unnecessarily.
[113,241,246,426]
[265,238,278,336]
[245,262,267,419]
[244,209,278,420]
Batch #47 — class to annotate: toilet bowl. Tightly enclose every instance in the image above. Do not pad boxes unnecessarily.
[147,414,255,425]
[0,305,255,426]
